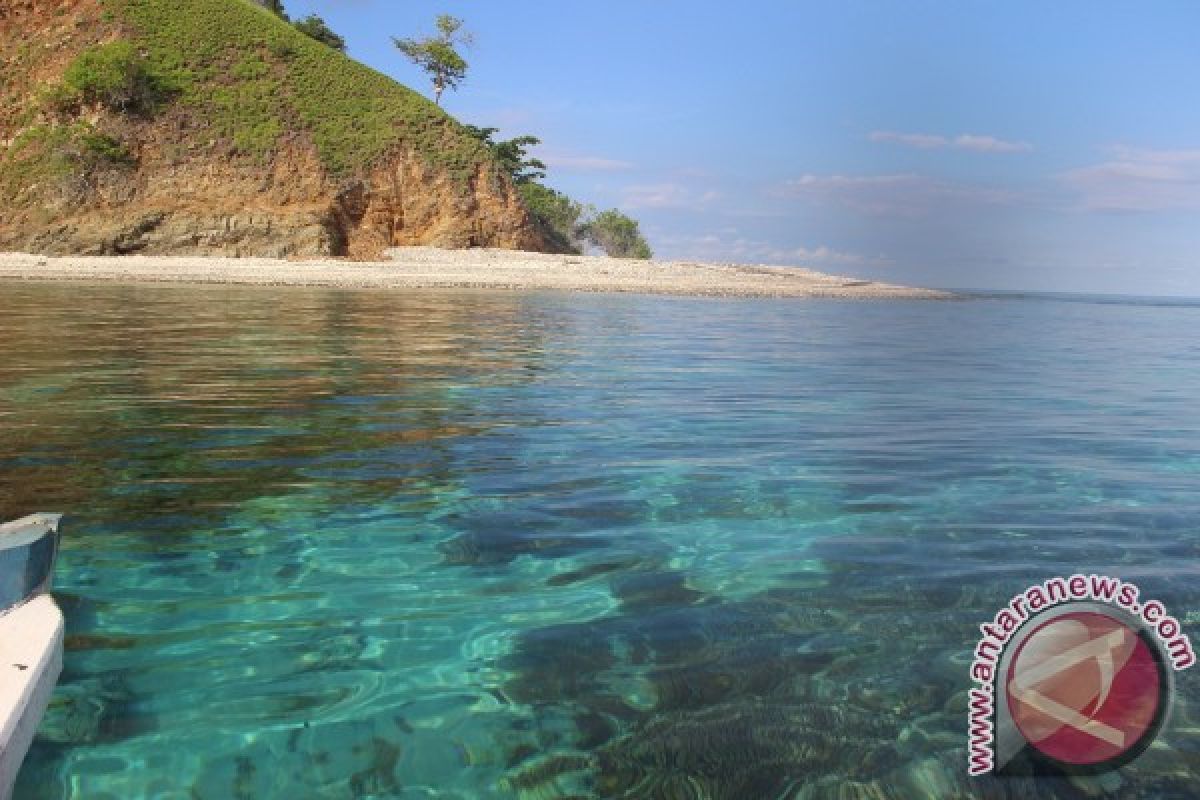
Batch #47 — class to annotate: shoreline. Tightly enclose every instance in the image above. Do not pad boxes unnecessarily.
[0,248,951,300]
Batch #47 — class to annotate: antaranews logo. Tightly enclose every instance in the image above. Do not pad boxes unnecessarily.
[967,575,1195,777]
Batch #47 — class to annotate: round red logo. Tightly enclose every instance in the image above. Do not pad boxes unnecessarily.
[1006,611,1165,767]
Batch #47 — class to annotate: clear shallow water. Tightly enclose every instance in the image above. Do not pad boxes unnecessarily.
[3,283,1200,798]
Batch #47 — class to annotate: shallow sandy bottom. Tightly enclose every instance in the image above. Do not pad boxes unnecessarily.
[0,247,950,299]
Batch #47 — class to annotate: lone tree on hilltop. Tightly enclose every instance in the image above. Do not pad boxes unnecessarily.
[394,14,472,105]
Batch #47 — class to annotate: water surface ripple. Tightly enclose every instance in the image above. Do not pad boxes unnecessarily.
[4,284,1200,798]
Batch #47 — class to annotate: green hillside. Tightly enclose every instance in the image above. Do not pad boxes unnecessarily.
[113,0,489,177]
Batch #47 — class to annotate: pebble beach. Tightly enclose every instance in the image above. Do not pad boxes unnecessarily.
[0,248,951,299]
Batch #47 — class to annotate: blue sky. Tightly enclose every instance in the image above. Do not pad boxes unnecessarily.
[287,1,1200,294]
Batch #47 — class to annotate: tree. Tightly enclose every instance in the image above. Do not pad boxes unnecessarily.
[518,183,588,254]
[463,126,547,184]
[253,0,288,20]
[582,209,653,259]
[393,15,472,105]
[293,14,346,52]
[461,119,651,259]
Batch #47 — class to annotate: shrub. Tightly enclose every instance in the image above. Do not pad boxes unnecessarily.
[37,82,83,115]
[2,123,135,205]
[252,0,288,19]
[63,41,171,113]
[519,183,587,254]
[582,209,653,259]
[293,15,346,53]
[516,184,654,258]
[78,131,135,166]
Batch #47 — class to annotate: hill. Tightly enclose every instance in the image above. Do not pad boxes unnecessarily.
[0,0,556,257]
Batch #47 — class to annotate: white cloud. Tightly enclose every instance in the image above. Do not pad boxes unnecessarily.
[655,232,889,268]
[952,134,1031,153]
[1060,147,1200,211]
[786,244,886,265]
[779,173,1016,215]
[868,131,949,149]
[539,153,634,172]
[869,130,1031,153]
[621,183,721,210]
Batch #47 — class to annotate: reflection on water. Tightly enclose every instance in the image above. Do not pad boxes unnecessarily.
[4,283,1200,798]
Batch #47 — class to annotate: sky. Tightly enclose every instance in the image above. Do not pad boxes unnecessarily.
[286,1,1200,295]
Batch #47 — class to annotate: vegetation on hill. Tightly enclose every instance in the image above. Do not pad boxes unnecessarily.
[2,0,650,258]
[4,0,495,192]
[252,0,286,17]
[112,0,489,176]
[582,209,653,259]
[59,40,175,114]
[250,0,345,52]
[3,120,135,206]
[464,126,546,185]
[517,183,589,254]
[516,183,652,259]
[292,15,346,53]
[465,126,652,258]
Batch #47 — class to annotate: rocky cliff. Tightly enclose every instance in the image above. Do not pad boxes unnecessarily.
[0,0,556,257]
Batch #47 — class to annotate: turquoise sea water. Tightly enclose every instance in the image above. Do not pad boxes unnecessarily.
[4,283,1200,798]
